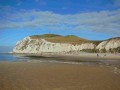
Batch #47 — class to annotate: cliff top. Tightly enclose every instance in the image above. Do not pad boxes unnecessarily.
[30,34,101,45]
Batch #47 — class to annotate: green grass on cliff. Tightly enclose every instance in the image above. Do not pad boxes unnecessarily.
[30,34,101,45]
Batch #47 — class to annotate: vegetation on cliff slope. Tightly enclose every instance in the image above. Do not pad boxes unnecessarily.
[30,34,101,45]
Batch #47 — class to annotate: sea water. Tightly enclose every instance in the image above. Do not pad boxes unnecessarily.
[0,53,30,62]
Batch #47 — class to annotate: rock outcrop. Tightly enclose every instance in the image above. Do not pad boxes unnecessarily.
[96,37,120,52]
[13,36,96,53]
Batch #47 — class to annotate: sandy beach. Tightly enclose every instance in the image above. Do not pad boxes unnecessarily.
[0,59,120,90]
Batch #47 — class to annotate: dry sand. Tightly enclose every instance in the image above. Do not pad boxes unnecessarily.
[0,61,120,90]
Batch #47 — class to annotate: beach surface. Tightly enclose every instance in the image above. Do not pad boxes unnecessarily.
[17,53,120,60]
[0,60,120,90]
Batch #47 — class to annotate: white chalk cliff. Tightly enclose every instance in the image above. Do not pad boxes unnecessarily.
[13,35,120,53]
[96,37,120,52]
[13,36,96,53]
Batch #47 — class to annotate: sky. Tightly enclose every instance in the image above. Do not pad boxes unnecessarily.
[0,0,120,52]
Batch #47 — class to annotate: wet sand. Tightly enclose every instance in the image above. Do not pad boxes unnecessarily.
[15,53,120,61]
[51,53,120,60]
[0,61,120,90]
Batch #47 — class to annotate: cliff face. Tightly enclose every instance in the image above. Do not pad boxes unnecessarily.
[96,37,120,52]
[13,34,120,53]
[13,36,96,53]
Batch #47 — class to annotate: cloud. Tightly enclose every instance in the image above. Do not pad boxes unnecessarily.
[113,0,120,7]
[0,8,120,35]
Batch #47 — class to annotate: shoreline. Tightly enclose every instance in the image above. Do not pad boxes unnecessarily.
[12,52,120,60]
[1,53,120,67]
